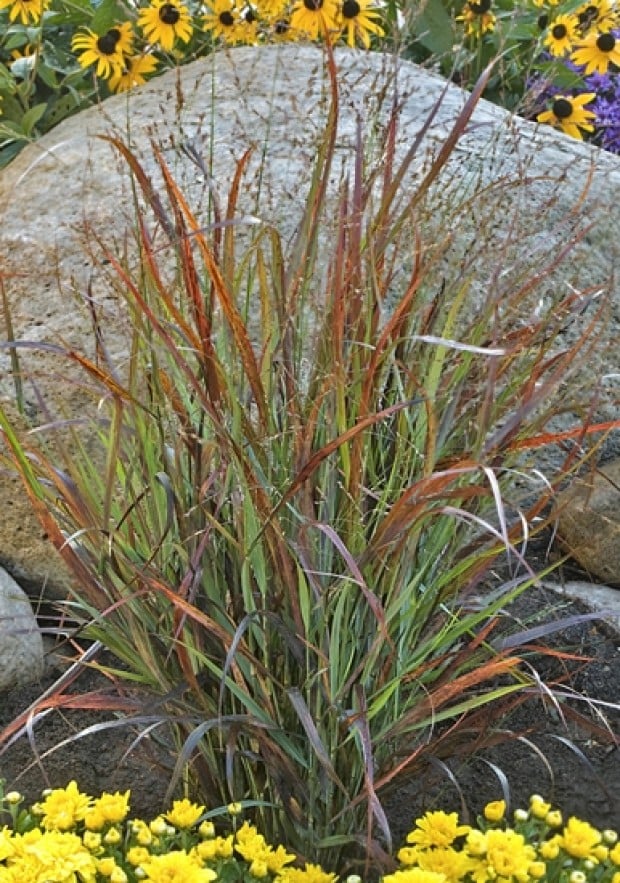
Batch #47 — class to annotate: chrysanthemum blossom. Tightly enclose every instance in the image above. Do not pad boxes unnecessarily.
[571,30,620,73]
[537,92,596,139]
[165,798,205,829]
[407,811,471,849]
[137,0,193,51]
[72,23,133,79]
[290,0,339,40]
[140,849,217,882]
[559,817,603,859]
[39,780,93,831]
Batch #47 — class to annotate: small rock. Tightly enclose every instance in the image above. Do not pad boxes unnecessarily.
[542,580,620,633]
[556,459,620,586]
[0,567,44,691]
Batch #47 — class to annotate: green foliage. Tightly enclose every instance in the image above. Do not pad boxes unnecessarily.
[0,52,616,873]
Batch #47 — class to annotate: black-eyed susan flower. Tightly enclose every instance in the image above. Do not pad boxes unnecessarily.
[337,0,384,48]
[456,0,496,37]
[137,0,193,51]
[108,53,158,92]
[571,30,620,73]
[0,0,49,24]
[576,0,618,33]
[290,0,339,40]
[543,14,578,55]
[537,92,596,138]
[72,23,133,79]
[202,0,244,43]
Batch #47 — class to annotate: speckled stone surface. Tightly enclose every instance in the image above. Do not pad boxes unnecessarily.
[0,45,619,597]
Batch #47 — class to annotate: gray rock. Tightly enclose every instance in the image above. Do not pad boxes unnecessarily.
[556,459,620,586]
[0,566,43,691]
[0,45,619,598]
[542,580,620,633]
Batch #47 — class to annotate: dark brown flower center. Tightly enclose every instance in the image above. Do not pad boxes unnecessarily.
[552,98,573,119]
[343,0,360,17]
[469,0,491,14]
[96,28,121,55]
[552,23,567,38]
[219,9,234,25]
[159,3,181,24]
[537,13,549,29]
[244,7,256,23]
[597,32,615,51]
[303,0,323,9]
[274,18,289,33]
[578,5,598,26]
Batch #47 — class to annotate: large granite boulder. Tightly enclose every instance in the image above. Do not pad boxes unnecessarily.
[0,566,44,691]
[0,45,619,599]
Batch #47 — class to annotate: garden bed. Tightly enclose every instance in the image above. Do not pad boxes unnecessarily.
[1,585,618,843]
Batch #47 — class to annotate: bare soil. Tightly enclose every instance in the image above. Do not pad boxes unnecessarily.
[1,583,619,846]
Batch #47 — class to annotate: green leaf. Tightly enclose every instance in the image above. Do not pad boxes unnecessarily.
[19,102,47,135]
[3,32,30,51]
[34,60,59,89]
[90,0,122,34]
[415,0,456,56]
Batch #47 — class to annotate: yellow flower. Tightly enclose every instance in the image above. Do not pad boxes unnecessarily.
[543,14,578,55]
[539,839,560,860]
[10,829,98,882]
[576,0,618,33]
[199,821,215,838]
[290,0,339,39]
[407,811,470,849]
[0,0,49,24]
[277,863,338,883]
[141,850,217,882]
[337,0,384,48]
[137,0,193,51]
[571,30,620,73]
[485,829,536,880]
[610,842,620,864]
[559,817,602,859]
[202,0,245,42]
[83,830,102,851]
[166,798,205,829]
[127,846,152,865]
[529,796,551,819]
[483,801,506,823]
[465,830,487,857]
[107,53,158,92]
[111,868,129,883]
[198,835,235,860]
[39,780,93,831]
[398,846,422,866]
[416,846,473,883]
[72,24,133,79]
[104,826,123,845]
[456,0,495,36]
[546,810,563,828]
[529,862,546,879]
[537,93,596,139]
[85,790,131,829]
[383,872,447,883]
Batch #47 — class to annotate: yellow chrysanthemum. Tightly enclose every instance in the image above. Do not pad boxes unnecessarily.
[0,0,49,25]
[529,795,551,819]
[84,790,131,829]
[483,800,506,823]
[8,829,98,882]
[38,781,93,832]
[559,817,603,859]
[290,0,339,39]
[417,846,473,883]
[456,0,496,36]
[543,13,578,55]
[72,24,133,79]
[407,811,470,850]
[383,871,447,883]
[537,92,596,139]
[140,849,217,882]
[337,0,384,47]
[277,863,338,883]
[485,829,537,880]
[137,0,193,51]
[571,29,620,73]
[165,798,205,829]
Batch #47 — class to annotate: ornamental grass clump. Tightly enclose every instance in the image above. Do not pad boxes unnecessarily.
[0,50,617,873]
[2,782,620,883]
